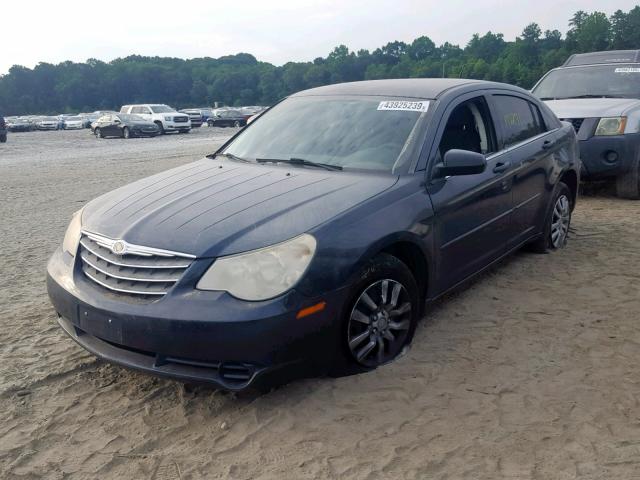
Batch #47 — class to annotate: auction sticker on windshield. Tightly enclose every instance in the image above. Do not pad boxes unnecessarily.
[377,100,430,112]
[615,67,640,73]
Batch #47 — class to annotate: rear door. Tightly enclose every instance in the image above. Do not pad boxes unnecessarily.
[428,93,515,292]
[488,94,557,247]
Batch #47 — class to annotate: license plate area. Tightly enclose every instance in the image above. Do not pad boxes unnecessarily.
[78,306,124,344]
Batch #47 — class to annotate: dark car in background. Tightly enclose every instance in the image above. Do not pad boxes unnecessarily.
[179,109,204,128]
[0,115,7,143]
[93,113,160,139]
[207,109,247,127]
[533,49,640,199]
[47,79,579,392]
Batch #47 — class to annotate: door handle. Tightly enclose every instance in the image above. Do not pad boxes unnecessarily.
[542,140,553,150]
[493,160,511,174]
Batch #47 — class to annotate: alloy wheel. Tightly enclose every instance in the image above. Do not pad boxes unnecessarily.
[347,279,412,367]
[551,194,571,248]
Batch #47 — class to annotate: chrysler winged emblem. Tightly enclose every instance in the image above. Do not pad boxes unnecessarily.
[111,240,127,255]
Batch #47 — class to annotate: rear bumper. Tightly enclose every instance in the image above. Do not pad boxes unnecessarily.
[46,247,345,391]
[579,133,640,178]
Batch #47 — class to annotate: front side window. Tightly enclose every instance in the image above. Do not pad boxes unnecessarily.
[533,64,640,100]
[492,95,544,148]
[439,97,496,157]
[223,95,430,172]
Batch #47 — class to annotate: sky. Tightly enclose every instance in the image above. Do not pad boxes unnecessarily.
[3,0,639,74]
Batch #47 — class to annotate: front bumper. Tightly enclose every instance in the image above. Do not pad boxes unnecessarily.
[163,122,191,133]
[578,133,640,179]
[46,247,345,391]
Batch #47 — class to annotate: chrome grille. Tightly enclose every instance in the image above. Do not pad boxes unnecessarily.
[78,232,195,298]
[174,116,189,123]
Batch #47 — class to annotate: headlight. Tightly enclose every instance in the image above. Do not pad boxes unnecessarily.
[595,117,627,136]
[197,234,317,301]
[164,116,171,121]
[63,209,83,256]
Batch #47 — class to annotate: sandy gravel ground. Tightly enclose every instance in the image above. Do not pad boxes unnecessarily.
[1,128,639,480]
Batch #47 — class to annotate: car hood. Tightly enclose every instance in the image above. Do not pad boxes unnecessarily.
[82,159,398,257]
[544,98,640,118]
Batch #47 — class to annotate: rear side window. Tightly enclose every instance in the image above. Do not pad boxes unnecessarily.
[492,95,546,148]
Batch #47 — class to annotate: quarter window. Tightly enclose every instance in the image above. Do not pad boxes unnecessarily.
[492,95,546,148]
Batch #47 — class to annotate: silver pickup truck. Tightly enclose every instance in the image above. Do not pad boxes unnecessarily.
[533,50,640,199]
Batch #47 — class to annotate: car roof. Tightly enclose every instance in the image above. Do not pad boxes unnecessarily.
[563,50,640,67]
[290,78,511,99]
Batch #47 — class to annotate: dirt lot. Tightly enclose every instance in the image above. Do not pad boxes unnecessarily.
[1,128,639,480]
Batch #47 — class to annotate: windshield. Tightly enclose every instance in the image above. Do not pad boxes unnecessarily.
[118,114,145,122]
[150,105,174,113]
[223,96,429,172]
[533,64,640,100]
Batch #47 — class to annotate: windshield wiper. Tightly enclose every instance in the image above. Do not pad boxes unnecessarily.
[209,152,251,162]
[256,157,343,171]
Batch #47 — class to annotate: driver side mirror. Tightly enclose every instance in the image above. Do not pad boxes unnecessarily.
[114,119,121,124]
[437,149,486,177]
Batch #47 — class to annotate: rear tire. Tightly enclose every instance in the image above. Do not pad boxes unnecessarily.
[0,134,6,143]
[529,182,573,253]
[331,253,419,376]
[615,152,640,199]
[234,120,241,128]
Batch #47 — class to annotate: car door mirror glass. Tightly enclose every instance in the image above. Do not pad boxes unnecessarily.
[438,149,487,176]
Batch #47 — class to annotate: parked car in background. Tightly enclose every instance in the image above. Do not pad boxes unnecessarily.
[207,109,247,127]
[246,107,269,125]
[179,109,204,127]
[7,117,35,132]
[120,104,190,134]
[37,117,60,130]
[81,113,101,128]
[0,115,7,143]
[93,113,160,139]
[47,79,579,391]
[196,107,214,122]
[533,49,640,199]
[62,116,85,130]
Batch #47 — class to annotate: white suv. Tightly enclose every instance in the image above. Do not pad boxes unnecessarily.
[119,104,191,134]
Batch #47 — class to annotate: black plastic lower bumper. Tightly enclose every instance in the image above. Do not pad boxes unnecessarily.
[579,133,640,179]
[47,247,345,391]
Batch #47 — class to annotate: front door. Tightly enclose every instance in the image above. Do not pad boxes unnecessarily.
[427,95,515,292]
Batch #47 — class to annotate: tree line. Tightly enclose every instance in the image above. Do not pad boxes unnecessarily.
[1,7,639,115]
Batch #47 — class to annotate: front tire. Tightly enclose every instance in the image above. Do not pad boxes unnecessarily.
[94,128,103,139]
[155,122,165,135]
[333,253,418,374]
[0,134,6,143]
[615,152,640,199]
[123,127,130,139]
[529,182,572,253]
